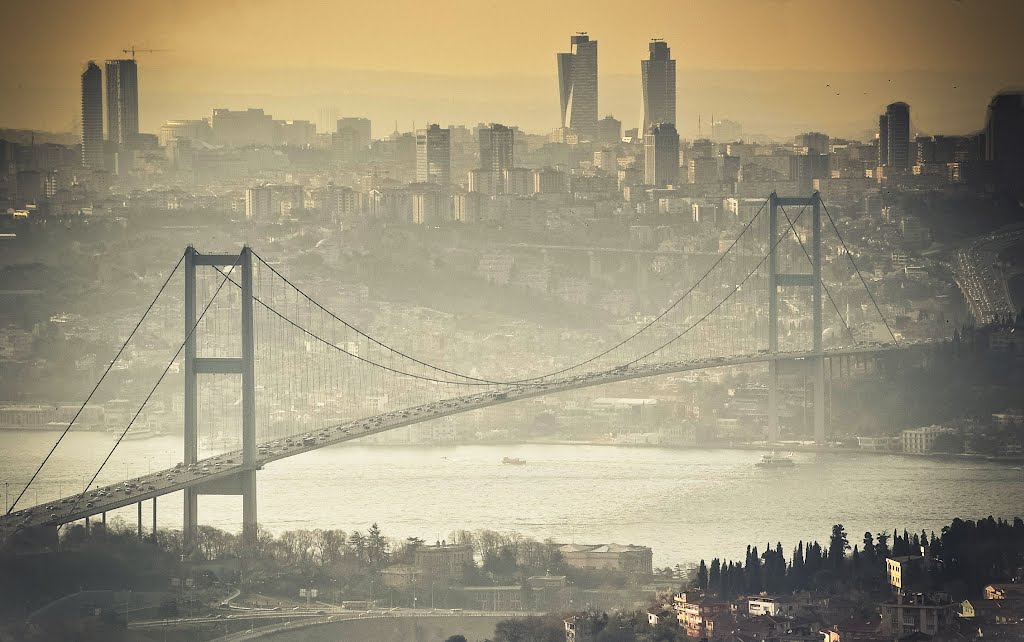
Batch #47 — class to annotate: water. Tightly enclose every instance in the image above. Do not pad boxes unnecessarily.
[3,431,1022,566]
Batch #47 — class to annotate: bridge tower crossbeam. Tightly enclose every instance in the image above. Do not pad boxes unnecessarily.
[767,193,826,444]
[183,246,257,551]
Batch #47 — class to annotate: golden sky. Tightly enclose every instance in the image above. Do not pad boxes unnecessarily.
[2,0,1022,138]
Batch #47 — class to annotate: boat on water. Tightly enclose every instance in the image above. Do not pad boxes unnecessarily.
[502,457,526,465]
[122,426,161,441]
[755,452,795,467]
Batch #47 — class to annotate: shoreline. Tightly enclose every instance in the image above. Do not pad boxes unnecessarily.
[3,428,1021,463]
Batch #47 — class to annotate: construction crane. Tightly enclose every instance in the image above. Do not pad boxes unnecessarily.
[121,47,168,60]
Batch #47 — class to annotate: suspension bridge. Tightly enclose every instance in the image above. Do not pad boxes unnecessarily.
[0,193,928,551]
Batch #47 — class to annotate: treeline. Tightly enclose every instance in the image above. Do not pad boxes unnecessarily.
[58,520,578,594]
[694,517,1024,600]
[471,610,684,642]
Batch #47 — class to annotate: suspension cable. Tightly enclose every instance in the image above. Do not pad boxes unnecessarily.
[6,253,185,515]
[819,198,899,345]
[253,195,771,384]
[623,203,810,367]
[250,251,494,384]
[778,203,857,344]
[52,254,240,532]
[210,265,498,386]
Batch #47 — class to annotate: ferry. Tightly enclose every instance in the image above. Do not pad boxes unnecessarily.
[122,426,160,441]
[755,452,795,467]
[502,457,526,465]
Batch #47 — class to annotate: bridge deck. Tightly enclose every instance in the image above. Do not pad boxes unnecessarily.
[0,344,927,542]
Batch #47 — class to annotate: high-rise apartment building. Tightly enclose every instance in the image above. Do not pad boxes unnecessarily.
[81,61,104,169]
[641,40,676,134]
[985,91,1024,188]
[416,124,451,184]
[598,115,622,145]
[105,59,139,147]
[333,117,371,163]
[644,123,680,187]
[557,33,599,140]
[879,102,910,169]
[478,124,514,174]
[477,123,514,195]
[212,108,276,147]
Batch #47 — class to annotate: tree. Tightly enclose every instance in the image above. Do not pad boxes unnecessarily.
[445,636,468,642]
[708,559,721,595]
[828,524,850,568]
[349,531,366,563]
[875,531,891,558]
[696,560,708,591]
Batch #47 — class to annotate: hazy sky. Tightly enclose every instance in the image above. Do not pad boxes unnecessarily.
[2,0,1022,139]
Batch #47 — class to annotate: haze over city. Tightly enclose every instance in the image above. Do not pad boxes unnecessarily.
[0,1,1023,641]
[2,0,1023,139]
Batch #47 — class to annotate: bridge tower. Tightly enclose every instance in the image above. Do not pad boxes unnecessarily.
[183,246,258,550]
[767,193,826,444]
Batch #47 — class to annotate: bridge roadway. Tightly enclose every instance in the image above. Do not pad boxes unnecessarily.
[0,343,927,543]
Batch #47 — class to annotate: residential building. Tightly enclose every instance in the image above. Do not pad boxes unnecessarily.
[461,586,523,611]
[416,124,451,184]
[879,593,955,637]
[900,426,955,454]
[598,115,622,145]
[212,108,276,147]
[985,584,1024,601]
[558,33,599,140]
[80,62,104,169]
[886,556,926,592]
[644,123,680,187]
[641,39,676,134]
[335,117,371,163]
[879,102,911,170]
[105,58,139,147]
[245,185,272,221]
[674,592,730,639]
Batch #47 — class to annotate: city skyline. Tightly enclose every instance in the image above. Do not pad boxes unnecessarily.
[1,0,1022,140]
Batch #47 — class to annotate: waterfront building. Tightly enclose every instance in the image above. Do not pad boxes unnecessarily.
[414,542,472,580]
[558,543,653,574]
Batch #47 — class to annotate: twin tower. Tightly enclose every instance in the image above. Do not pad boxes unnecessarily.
[557,33,676,141]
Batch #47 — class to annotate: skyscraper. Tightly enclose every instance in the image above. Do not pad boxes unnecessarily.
[416,124,451,184]
[878,114,888,167]
[641,39,676,134]
[557,33,598,140]
[985,92,1024,176]
[879,102,910,169]
[644,123,680,187]
[80,61,103,169]
[478,123,514,192]
[478,124,514,173]
[105,59,139,147]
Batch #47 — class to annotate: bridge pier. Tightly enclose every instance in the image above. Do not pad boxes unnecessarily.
[813,356,826,444]
[768,193,826,444]
[137,502,142,540]
[182,246,259,554]
[767,360,779,444]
